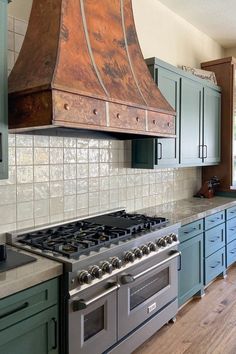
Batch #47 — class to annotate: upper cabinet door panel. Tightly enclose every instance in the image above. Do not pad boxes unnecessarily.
[155,67,180,166]
[203,87,221,164]
[180,78,203,166]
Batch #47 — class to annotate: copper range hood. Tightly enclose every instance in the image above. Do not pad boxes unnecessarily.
[8,0,176,138]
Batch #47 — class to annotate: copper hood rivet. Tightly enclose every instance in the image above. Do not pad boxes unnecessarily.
[117,113,120,119]
[93,109,98,115]
[64,103,70,111]
[136,116,139,122]
[153,120,156,124]
[167,122,170,127]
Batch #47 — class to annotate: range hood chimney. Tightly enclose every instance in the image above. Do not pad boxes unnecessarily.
[9,0,176,138]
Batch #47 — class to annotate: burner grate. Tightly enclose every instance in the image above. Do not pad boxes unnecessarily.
[17,211,167,258]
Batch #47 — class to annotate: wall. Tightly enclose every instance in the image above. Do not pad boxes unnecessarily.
[225,47,236,58]
[133,0,224,67]
[8,0,224,67]
[0,13,202,240]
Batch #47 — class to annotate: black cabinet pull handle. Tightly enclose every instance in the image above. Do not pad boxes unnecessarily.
[210,261,221,269]
[157,142,163,160]
[184,227,197,234]
[229,248,236,254]
[203,144,208,159]
[52,317,58,350]
[209,236,220,243]
[0,133,2,163]
[0,302,29,320]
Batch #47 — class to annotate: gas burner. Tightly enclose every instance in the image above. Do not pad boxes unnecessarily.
[16,210,168,259]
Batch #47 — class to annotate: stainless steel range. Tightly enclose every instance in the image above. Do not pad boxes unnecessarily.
[7,210,181,354]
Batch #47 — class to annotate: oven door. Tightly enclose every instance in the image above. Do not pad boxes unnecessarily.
[117,250,180,340]
[68,280,119,354]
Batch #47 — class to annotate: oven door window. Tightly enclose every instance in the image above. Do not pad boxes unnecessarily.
[130,268,169,310]
[84,305,104,341]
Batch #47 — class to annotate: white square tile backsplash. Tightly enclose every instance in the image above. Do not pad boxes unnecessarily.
[0,16,202,240]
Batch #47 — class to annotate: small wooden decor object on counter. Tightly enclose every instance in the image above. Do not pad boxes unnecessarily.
[194,176,220,198]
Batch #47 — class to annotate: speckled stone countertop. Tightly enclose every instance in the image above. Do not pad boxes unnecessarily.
[0,246,63,299]
[137,197,236,226]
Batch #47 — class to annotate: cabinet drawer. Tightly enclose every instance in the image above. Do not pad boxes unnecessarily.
[226,206,236,220]
[179,219,203,242]
[226,218,236,244]
[226,239,236,268]
[205,224,225,257]
[204,248,225,285]
[205,211,225,230]
[0,278,58,331]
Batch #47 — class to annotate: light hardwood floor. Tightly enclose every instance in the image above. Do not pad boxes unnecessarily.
[134,265,236,354]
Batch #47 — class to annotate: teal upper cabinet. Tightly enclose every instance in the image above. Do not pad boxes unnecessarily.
[132,60,180,169]
[180,77,203,166]
[0,0,8,179]
[132,57,221,169]
[203,87,221,164]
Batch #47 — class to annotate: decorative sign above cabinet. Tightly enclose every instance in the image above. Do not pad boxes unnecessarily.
[8,0,176,139]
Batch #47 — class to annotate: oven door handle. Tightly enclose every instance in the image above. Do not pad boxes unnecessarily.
[120,251,181,284]
[72,283,120,311]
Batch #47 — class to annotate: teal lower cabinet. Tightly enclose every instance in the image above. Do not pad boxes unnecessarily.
[0,278,59,354]
[226,207,236,267]
[178,220,204,307]
[204,216,226,286]
[0,305,58,354]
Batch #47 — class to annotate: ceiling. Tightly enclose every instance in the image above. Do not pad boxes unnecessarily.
[158,0,236,48]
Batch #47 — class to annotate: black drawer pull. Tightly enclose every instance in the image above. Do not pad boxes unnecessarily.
[209,236,220,243]
[230,211,236,214]
[52,317,58,350]
[209,217,221,223]
[210,261,221,269]
[0,302,29,320]
[229,227,236,231]
[229,248,236,255]
[0,133,2,163]
[184,227,197,234]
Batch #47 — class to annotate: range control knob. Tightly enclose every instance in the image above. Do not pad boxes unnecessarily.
[147,242,157,252]
[78,270,92,285]
[140,244,151,255]
[134,248,143,259]
[157,238,167,248]
[101,261,113,274]
[124,251,135,263]
[165,235,173,244]
[110,257,122,269]
[170,233,178,242]
[89,265,103,279]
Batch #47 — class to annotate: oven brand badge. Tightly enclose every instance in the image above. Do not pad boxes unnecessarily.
[148,302,157,313]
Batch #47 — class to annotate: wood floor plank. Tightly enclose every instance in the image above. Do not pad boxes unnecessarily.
[133,266,236,354]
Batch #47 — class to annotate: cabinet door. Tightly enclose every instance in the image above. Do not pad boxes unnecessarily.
[132,64,180,169]
[180,78,203,166]
[132,139,155,169]
[0,305,58,354]
[178,233,203,307]
[203,87,221,164]
[155,67,180,166]
[0,0,8,179]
